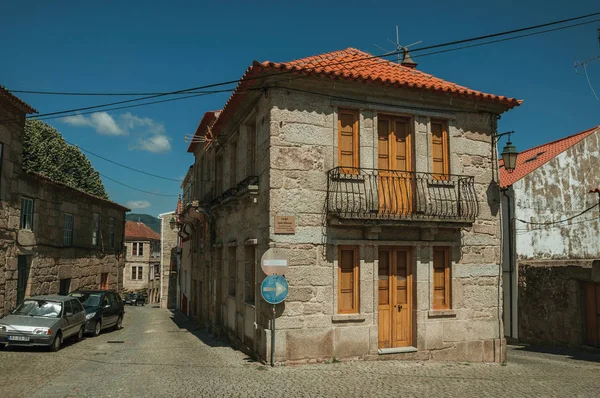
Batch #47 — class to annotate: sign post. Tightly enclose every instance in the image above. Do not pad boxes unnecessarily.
[260,270,289,367]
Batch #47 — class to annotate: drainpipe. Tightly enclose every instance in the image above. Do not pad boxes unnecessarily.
[502,189,514,338]
[160,215,164,309]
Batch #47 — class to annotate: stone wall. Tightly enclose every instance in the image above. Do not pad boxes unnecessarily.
[2,172,126,315]
[518,260,597,347]
[153,212,178,309]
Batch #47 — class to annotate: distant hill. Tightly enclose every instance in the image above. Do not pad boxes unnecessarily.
[126,213,161,234]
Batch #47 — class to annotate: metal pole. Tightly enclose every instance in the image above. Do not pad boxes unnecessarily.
[271,304,276,367]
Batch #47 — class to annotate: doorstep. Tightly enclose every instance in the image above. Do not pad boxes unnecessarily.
[378,346,418,355]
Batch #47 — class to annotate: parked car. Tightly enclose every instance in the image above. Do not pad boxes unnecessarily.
[0,295,86,352]
[69,290,124,337]
[124,293,145,306]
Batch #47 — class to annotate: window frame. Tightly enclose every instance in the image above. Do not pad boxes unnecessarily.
[20,197,34,230]
[63,213,74,247]
[337,108,360,174]
[108,217,115,248]
[228,247,236,297]
[432,246,452,310]
[430,119,450,180]
[337,245,360,314]
[244,245,256,305]
[92,213,100,246]
[133,242,144,257]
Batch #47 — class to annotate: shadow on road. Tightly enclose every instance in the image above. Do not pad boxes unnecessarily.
[167,310,230,349]
[512,344,600,363]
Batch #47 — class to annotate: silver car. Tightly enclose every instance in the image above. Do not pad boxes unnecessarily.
[0,295,86,352]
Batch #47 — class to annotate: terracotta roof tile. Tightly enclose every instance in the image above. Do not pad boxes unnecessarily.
[500,126,600,188]
[211,48,521,136]
[125,221,160,241]
[0,85,37,114]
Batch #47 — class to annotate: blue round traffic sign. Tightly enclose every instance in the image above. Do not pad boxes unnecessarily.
[261,275,289,305]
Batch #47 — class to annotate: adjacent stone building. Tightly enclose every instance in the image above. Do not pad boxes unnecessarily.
[0,86,128,316]
[123,220,160,293]
[500,126,600,347]
[178,48,521,363]
[146,211,178,308]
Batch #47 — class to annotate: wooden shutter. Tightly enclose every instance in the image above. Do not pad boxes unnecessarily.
[247,124,256,176]
[431,120,449,178]
[230,141,237,188]
[338,109,359,173]
[338,246,359,314]
[433,247,451,310]
[378,119,390,170]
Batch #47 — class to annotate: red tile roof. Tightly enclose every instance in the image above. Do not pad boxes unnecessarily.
[0,85,37,114]
[211,47,521,136]
[125,221,160,241]
[187,110,221,153]
[500,126,600,188]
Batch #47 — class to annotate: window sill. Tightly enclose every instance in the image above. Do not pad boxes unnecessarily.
[428,309,457,318]
[332,314,365,323]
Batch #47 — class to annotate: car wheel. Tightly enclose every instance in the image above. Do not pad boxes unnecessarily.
[49,332,62,352]
[75,326,84,342]
[114,315,123,330]
[93,320,102,337]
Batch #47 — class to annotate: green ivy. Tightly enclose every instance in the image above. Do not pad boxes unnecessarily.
[23,119,108,199]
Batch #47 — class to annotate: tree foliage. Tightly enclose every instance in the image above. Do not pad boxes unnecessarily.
[23,119,108,199]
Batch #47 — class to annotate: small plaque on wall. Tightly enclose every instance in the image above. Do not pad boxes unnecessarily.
[274,216,296,234]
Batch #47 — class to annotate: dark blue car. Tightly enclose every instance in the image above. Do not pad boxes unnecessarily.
[69,290,124,336]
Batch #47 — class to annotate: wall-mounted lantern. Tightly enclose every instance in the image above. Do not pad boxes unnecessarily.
[494,131,519,173]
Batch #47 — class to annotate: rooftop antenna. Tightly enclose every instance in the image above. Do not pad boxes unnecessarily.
[374,25,422,65]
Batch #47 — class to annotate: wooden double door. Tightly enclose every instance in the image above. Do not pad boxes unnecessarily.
[584,282,600,347]
[377,116,413,215]
[378,248,412,348]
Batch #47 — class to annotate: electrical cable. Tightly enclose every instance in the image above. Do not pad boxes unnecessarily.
[66,141,182,182]
[516,202,599,226]
[98,172,179,197]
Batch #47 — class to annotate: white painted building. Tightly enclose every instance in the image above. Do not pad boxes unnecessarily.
[500,125,600,342]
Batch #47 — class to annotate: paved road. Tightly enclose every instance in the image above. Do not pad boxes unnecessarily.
[1,305,599,397]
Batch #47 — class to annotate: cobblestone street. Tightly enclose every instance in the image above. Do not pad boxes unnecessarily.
[1,306,599,398]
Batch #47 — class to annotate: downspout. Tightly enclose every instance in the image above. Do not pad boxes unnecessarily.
[502,189,514,338]
[160,215,164,308]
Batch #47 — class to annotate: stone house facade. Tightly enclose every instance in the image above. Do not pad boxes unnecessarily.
[500,126,600,347]
[179,48,521,363]
[146,211,178,308]
[0,86,128,316]
[123,220,160,293]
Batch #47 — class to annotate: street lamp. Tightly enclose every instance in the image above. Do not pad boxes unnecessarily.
[494,131,519,173]
[169,217,176,229]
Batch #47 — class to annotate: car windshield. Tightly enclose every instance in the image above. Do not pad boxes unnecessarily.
[13,300,62,318]
[71,293,103,308]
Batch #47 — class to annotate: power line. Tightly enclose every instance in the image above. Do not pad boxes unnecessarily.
[66,141,182,182]
[99,172,178,197]
[7,11,600,100]
[516,202,600,226]
[414,18,600,59]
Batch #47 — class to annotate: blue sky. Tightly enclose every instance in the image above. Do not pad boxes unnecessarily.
[1,0,599,216]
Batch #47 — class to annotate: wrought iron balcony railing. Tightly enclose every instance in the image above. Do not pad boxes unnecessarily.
[326,167,478,223]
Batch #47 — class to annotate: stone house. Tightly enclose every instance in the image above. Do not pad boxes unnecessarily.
[500,126,600,348]
[146,211,179,308]
[178,48,521,363]
[0,86,128,315]
[123,220,160,293]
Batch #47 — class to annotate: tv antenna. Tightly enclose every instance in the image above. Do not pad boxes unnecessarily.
[374,25,422,64]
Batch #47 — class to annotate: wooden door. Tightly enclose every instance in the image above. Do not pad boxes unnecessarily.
[377,117,413,215]
[378,248,412,349]
[583,282,600,347]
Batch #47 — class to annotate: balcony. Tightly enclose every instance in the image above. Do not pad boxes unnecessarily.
[326,167,478,225]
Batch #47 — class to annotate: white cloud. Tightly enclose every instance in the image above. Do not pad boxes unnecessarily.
[126,200,151,210]
[60,111,172,153]
[61,112,124,135]
[135,134,172,153]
